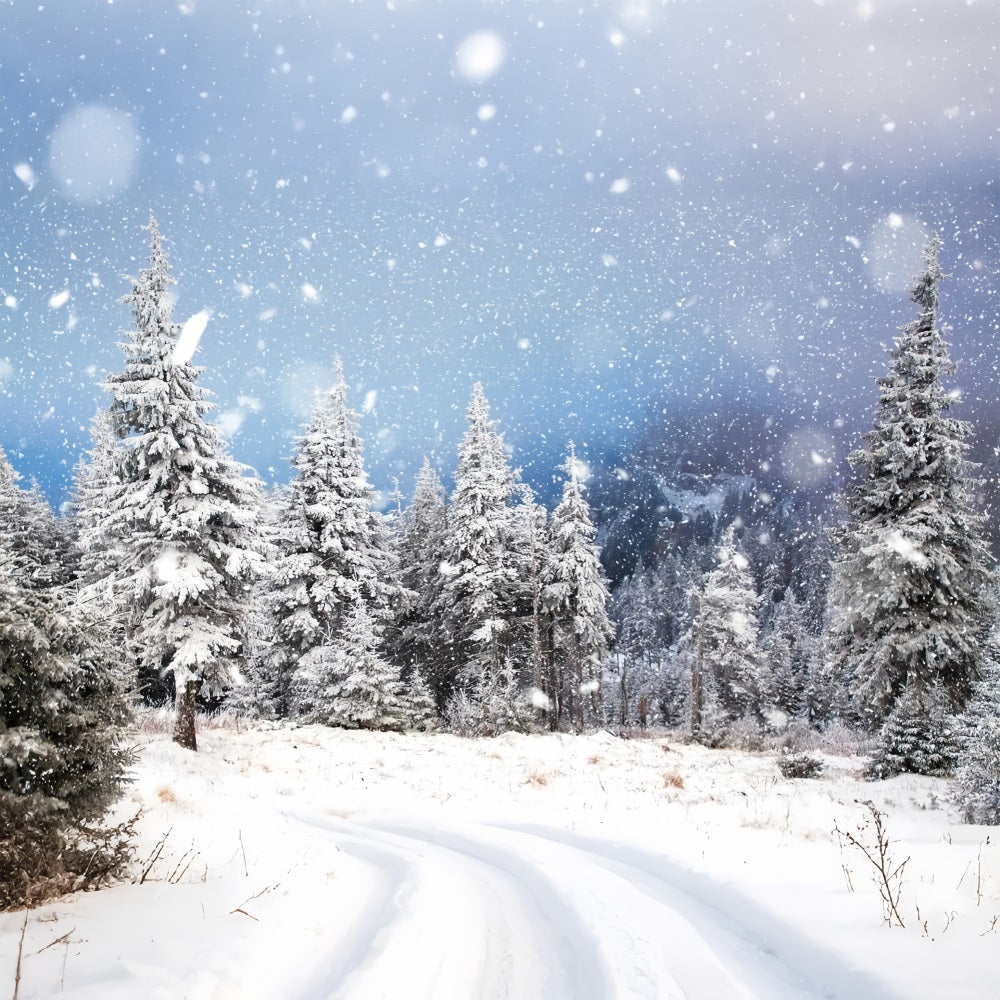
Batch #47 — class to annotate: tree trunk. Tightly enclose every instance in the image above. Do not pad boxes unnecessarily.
[173,680,200,751]
[546,618,560,731]
[619,658,628,728]
[691,594,704,738]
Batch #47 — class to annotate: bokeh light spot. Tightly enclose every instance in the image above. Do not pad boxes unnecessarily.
[48,105,139,204]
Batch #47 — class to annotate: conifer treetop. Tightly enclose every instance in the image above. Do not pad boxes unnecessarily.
[828,235,992,726]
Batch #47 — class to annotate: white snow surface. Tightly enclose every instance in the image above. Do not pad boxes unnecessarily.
[1,719,997,999]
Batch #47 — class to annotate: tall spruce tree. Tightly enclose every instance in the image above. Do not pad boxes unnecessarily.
[827,236,991,733]
[69,410,135,696]
[510,484,551,718]
[0,457,131,907]
[954,652,1000,824]
[390,458,450,706]
[438,384,518,710]
[96,217,263,749]
[686,525,763,739]
[71,411,123,589]
[291,598,405,730]
[760,589,812,718]
[542,445,614,729]
[267,362,396,716]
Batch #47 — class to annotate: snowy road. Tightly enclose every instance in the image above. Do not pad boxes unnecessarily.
[293,816,898,1000]
[4,729,992,999]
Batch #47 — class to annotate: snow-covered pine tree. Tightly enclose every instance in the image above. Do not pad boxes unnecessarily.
[760,589,811,719]
[827,236,992,732]
[71,410,122,587]
[509,483,551,722]
[396,666,439,732]
[867,681,962,779]
[223,486,285,719]
[292,598,404,730]
[389,458,450,706]
[803,642,848,729]
[98,216,263,749]
[267,361,397,717]
[438,384,518,714]
[608,566,648,727]
[953,653,1000,824]
[0,446,67,590]
[0,547,131,908]
[686,525,763,736]
[69,409,136,697]
[542,444,614,730]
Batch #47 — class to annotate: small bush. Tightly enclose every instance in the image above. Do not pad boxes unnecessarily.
[0,814,137,911]
[442,689,480,736]
[867,685,961,779]
[778,752,825,779]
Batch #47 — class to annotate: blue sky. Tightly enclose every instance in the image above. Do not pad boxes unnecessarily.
[1,0,999,507]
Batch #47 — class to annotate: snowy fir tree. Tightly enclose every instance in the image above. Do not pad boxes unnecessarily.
[68,409,136,697]
[827,236,992,734]
[685,525,763,740]
[395,665,439,732]
[438,383,519,714]
[759,589,813,719]
[0,446,68,591]
[509,483,551,719]
[542,445,614,730]
[389,458,450,705]
[608,554,692,728]
[0,546,131,908]
[607,564,658,727]
[93,217,263,749]
[953,652,1000,824]
[222,488,285,719]
[71,410,124,589]
[866,681,962,779]
[291,599,405,730]
[265,361,397,717]
[803,641,849,729]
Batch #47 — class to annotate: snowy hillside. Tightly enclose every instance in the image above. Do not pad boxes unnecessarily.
[1,718,996,999]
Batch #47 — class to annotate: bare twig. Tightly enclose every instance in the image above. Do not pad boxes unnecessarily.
[841,864,855,893]
[834,800,908,928]
[12,910,28,1000]
[60,936,70,992]
[138,829,171,884]
[980,915,999,937]
[168,847,199,885]
[956,860,972,891]
[229,883,279,920]
[976,842,985,907]
[28,929,75,958]
[238,830,248,878]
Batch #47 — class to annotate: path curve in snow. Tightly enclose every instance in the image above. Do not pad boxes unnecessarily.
[291,815,900,1000]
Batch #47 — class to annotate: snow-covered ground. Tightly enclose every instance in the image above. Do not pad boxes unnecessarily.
[1,718,997,999]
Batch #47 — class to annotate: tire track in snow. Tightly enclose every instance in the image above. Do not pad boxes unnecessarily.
[291,815,900,1000]
[292,815,615,1000]
[493,822,903,1000]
